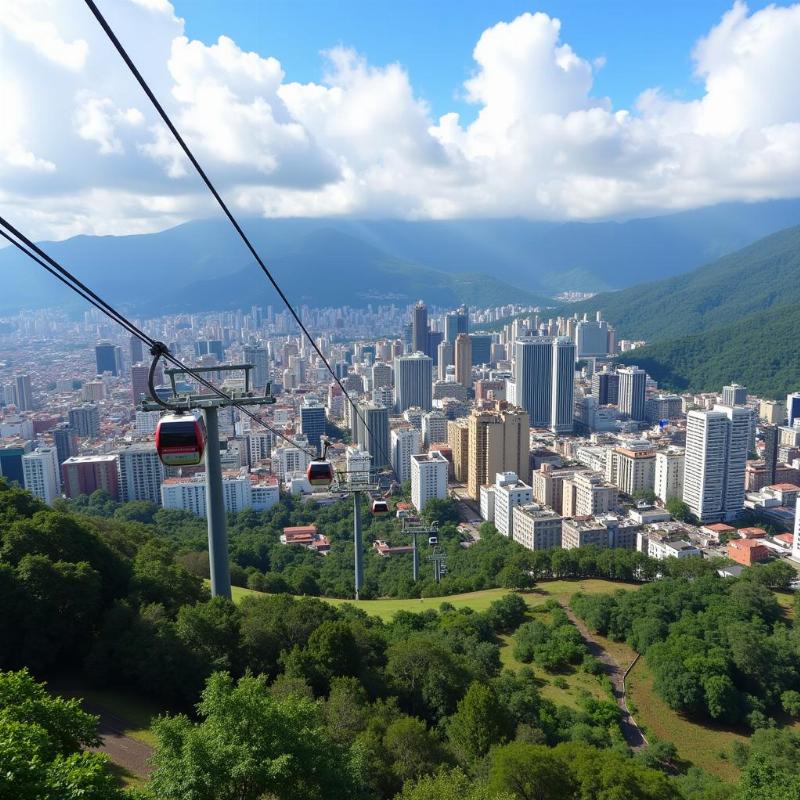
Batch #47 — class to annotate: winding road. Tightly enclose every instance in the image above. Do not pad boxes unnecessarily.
[82,701,154,780]
[561,604,648,751]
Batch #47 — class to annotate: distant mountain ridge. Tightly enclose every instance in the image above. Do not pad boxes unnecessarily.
[3,197,800,312]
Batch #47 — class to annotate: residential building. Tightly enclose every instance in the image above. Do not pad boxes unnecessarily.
[562,516,637,549]
[95,340,122,376]
[645,394,683,423]
[14,374,33,411]
[61,455,119,499]
[248,430,273,465]
[447,418,470,482]
[531,464,575,515]
[454,333,472,389]
[394,352,433,412]
[562,471,619,517]
[357,402,390,469]
[512,504,563,551]
[280,525,330,553]
[243,344,269,388]
[722,384,748,407]
[492,472,533,537]
[551,337,576,434]
[422,409,448,447]
[131,364,150,406]
[117,443,165,504]
[760,399,785,425]
[683,405,750,523]
[274,444,312,479]
[728,539,770,566]
[50,422,76,466]
[762,424,779,486]
[22,447,60,504]
[437,341,453,380]
[606,442,656,496]
[591,368,619,406]
[372,361,393,390]
[69,404,100,438]
[161,471,279,516]
[391,427,421,484]
[648,537,702,560]
[467,405,529,500]
[411,451,448,512]
[655,449,685,502]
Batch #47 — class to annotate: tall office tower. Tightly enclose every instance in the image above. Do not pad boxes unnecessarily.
[682,405,750,523]
[575,319,609,358]
[391,427,421,484]
[591,368,619,405]
[356,402,390,469]
[412,301,428,355]
[447,418,470,483]
[50,422,76,466]
[422,409,448,447]
[787,392,800,427]
[467,406,530,500]
[95,341,122,376]
[618,366,647,421]
[469,334,493,366]
[721,384,748,406]
[762,423,779,486]
[22,447,61,504]
[437,341,453,380]
[456,305,469,337]
[300,403,326,452]
[428,331,444,365]
[394,352,433,412]
[411,451,449,512]
[0,442,32,486]
[372,361,393,391]
[130,334,144,366]
[61,455,120,499]
[454,333,472,389]
[68,404,100,438]
[244,344,269,388]
[14,375,33,411]
[551,337,575,434]
[131,364,150,406]
[444,306,469,344]
[515,337,553,428]
[117,443,165,504]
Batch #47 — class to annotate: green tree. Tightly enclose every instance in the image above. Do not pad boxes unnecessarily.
[487,742,576,800]
[665,497,691,521]
[447,682,514,767]
[144,672,357,800]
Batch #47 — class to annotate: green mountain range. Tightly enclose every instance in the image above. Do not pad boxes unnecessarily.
[573,225,800,398]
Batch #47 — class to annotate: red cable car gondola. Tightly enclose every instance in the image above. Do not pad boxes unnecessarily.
[155,412,207,467]
[307,460,334,487]
[371,499,389,516]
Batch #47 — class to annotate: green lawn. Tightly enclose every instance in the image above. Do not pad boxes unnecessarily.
[626,657,747,782]
[230,578,639,622]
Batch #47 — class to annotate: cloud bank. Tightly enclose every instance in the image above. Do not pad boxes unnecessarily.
[2,0,800,238]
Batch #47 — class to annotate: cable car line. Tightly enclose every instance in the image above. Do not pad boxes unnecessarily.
[0,218,317,460]
[82,0,396,480]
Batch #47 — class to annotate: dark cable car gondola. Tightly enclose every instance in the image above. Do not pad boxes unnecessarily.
[371,499,389,516]
[155,412,207,466]
[307,436,334,487]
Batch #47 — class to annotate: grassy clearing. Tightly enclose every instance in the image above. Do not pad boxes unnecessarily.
[625,657,747,782]
[230,578,640,621]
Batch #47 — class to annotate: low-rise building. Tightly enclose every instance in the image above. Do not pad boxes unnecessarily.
[280,525,330,553]
[648,538,702,560]
[561,515,638,550]
[512,504,563,551]
[562,471,619,517]
[492,471,533,538]
[728,538,769,566]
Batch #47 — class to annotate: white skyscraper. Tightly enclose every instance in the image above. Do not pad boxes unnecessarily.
[411,451,449,512]
[394,352,433,412]
[654,449,684,502]
[391,427,421,484]
[515,336,574,433]
[682,405,750,523]
[618,366,647,421]
[117,443,165,504]
[422,409,448,447]
[22,447,60,504]
[551,337,576,434]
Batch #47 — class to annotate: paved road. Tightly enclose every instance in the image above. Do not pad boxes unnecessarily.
[82,702,154,780]
[561,605,648,751]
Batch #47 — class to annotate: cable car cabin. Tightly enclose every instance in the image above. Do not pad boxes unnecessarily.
[428,536,438,546]
[307,460,334,487]
[371,499,389,516]
[155,412,207,467]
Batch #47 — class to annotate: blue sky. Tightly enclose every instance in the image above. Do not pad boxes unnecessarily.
[172,0,785,117]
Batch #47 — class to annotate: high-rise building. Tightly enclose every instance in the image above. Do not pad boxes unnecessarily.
[591,369,619,406]
[654,449,685,502]
[645,394,683,423]
[22,447,60,504]
[14,375,33,411]
[618,366,647,421]
[575,319,609,358]
[412,301,428,355]
[0,441,32,486]
[469,334,492,366]
[447,418,470,483]
[445,306,469,344]
[130,334,144,366]
[787,392,800,427]
[300,403,326,452]
[422,409,448,447]
[61,455,120,499]
[762,424,779,486]
[372,362,393,391]
[722,384,748,407]
[391,427,421,484]
[562,471,618,517]
[357,402,390,470]
[50,422,76,466]
[117,443,165,504]
[69,404,100,439]
[490,472,533,538]
[606,443,656,496]
[244,344,269,389]
[394,352,433,412]
[131,364,150,406]
[95,341,122,376]
[467,406,529,500]
[411,451,449,512]
[454,333,472,390]
[437,341,453,380]
[683,405,750,523]
[551,337,575,434]
[248,430,273,466]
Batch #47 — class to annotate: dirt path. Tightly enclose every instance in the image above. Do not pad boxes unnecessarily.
[82,701,153,780]
[561,605,648,751]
